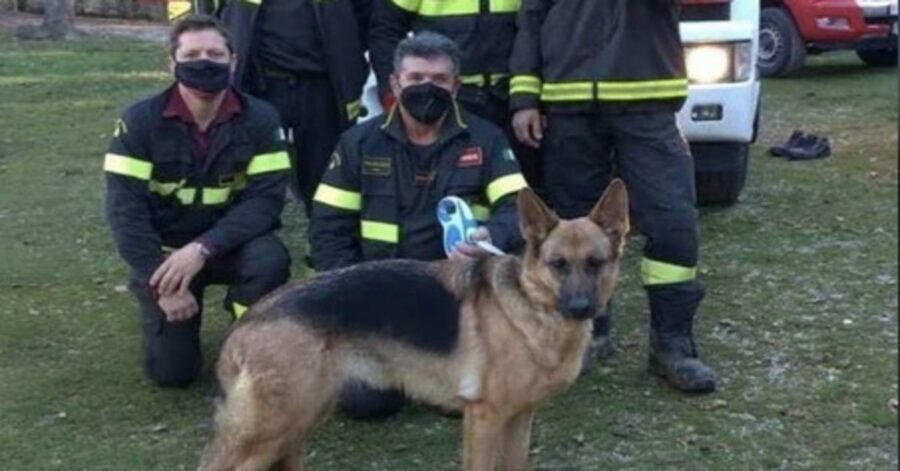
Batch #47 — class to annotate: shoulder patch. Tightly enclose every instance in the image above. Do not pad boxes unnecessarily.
[362,156,392,176]
[457,147,483,167]
[113,119,127,138]
[328,152,342,170]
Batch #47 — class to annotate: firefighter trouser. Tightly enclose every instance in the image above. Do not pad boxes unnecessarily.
[457,85,543,194]
[253,72,344,213]
[542,112,704,334]
[129,234,291,388]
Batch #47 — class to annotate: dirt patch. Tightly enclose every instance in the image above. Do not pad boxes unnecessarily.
[0,12,167,42]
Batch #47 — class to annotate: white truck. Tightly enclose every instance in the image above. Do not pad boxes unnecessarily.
[679,0,761,205]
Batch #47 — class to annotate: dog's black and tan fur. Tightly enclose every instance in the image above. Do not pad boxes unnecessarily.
[199,181,630,471]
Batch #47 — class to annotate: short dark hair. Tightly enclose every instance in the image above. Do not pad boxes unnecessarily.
[393,31,461,76]
[168,14,233,58]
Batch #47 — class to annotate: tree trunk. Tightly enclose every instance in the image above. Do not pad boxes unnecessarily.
[42,0,75,39]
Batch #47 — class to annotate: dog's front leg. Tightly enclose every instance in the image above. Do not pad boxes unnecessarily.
[463,402,503,471]
[500,408,535,471]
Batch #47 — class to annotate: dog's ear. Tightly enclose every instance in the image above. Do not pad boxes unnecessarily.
[518,187,559,244]
[588,178,630,241]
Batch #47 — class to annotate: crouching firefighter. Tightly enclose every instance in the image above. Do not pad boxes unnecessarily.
[510,0,717,393]
[309,32,528,419]
[104,15,292,388]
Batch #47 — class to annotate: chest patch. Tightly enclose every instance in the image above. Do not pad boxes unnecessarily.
[457,147,483,168]
[362,156,392,176]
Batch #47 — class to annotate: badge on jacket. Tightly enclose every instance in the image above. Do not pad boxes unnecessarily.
[457,147,483,167]
[362,156,392,176]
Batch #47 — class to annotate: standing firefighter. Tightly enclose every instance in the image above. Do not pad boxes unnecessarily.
[104,15,292,388]
[511,0,717,393]
[218,0,371,211]
[369,0,541,190]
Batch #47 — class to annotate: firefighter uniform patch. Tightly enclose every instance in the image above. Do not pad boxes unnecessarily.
[457,147,483,167]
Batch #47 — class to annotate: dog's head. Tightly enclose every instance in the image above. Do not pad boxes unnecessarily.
[518,180,630,320]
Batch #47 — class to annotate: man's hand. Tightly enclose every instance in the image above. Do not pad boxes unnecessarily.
[512,108,545,149]
[150,242,207,297]
[450,227,494,261]
[157,290,199,323]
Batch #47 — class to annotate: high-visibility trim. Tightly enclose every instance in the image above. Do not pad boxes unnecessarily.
[313,183,362,211]
[104,153,152,180]
[489,0,520,12]
[203,187,232,205]
[243,0,261,5]
[510,75,542,95]
[487,173,528,204]
[233,302,248,319]
[472,204,490,222]
[597,78,688,101]
[346,99,362,121]
[148,180,197,205]
[247,151,291,176]
[641,257,697,286]
[542,82,594,102]
[460,73,509,87]
[390,0,420,12]
[418,0,478,16]
[361,220,399,244]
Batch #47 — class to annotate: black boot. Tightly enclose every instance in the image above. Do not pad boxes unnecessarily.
[579,303,615,376]
[647,282,717,394]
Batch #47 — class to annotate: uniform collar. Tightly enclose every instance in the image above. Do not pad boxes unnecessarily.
[380,101,469,147]
[162,84,243,126]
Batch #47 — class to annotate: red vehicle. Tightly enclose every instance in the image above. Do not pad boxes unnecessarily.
[760,0,898,76]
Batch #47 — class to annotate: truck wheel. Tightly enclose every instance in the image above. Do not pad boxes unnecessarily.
[759,7,806,77]
[856,47,898,67]
[692,142,750,207]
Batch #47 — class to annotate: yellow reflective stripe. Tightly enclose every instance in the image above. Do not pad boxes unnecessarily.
[487,173,528,204]
[460,74,509,87]
[391,0,420,12]
[489,0,520,12]
[419,0,478,16]
[313,183,362,211]
[541,82,594,102]
[346,99,362,121]
[247,151,291,176]
[461,74,487,86]
[148,180,196,205]
[243,0,261,5]
[597,79,688,101]
[472,204,490,222]
[233,302,248,319]
[641,258,697,286]
[203,187,232,205]
[361,220,399,244]
[104,153,153,180]
[167,0,192,21]
[510,75,542,95]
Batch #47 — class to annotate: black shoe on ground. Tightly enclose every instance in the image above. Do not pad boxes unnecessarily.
[786,135,831,161]
[769,130,805,157]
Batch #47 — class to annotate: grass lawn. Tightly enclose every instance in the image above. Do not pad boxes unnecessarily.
[0,34,896,470]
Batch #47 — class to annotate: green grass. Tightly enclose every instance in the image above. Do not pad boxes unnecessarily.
[1,34,896,470]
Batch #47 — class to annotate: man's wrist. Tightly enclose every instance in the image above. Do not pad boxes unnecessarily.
[193,240,213,259]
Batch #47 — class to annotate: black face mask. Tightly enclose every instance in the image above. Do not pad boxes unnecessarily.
[400,82,453,125]
[174,59,231,94]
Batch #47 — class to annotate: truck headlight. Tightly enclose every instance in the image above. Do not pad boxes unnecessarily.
[685,41,754,84]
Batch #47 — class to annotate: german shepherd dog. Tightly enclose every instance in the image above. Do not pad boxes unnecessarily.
[199,180,630,471]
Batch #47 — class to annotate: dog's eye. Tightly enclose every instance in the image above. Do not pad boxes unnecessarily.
[549,258,569,273]
[586,256,604,272]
